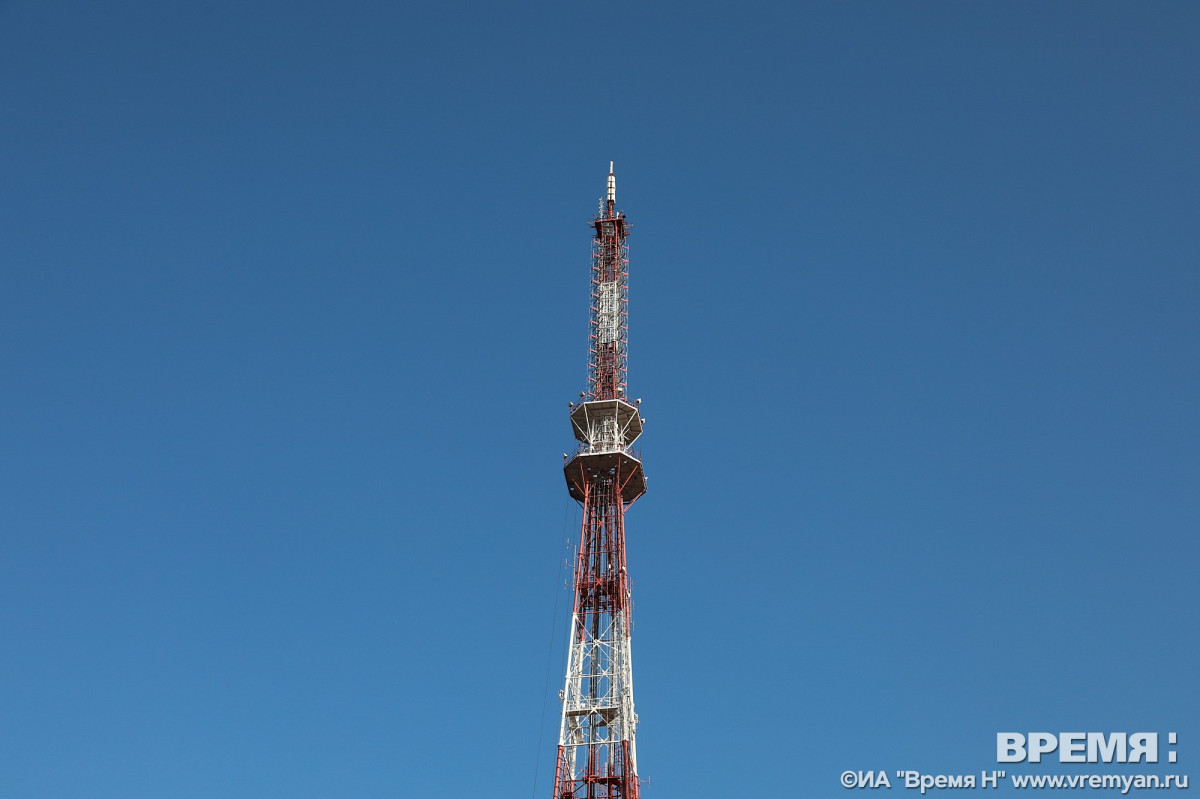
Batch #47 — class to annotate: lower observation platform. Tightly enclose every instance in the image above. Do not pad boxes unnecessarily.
[563,449,646,504]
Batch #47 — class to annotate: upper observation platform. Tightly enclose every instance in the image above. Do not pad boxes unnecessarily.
[569,399,643,448]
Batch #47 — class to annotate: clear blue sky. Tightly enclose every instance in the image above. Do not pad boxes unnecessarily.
[1,2,1196,797]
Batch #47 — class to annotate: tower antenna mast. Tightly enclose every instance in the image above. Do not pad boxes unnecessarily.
[553,164,647,799]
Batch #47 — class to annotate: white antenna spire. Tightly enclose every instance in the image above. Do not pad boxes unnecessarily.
[607,162,616,204]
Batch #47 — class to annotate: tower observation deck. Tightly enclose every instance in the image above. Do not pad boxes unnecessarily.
[552,164,646,799]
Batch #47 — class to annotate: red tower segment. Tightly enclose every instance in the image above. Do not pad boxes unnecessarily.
[553,164,646,799]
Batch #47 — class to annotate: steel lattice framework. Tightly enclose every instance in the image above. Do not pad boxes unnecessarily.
[553,164,647,799]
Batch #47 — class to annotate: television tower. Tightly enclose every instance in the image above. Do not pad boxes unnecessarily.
[552,163,647,799]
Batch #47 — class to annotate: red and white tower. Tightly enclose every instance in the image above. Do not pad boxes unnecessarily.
[553,164,647,799]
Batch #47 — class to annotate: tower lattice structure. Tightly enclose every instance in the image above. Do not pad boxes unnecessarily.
[553,164,647,799]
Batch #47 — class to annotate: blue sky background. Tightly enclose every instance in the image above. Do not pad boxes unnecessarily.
[1,2,1196,797]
